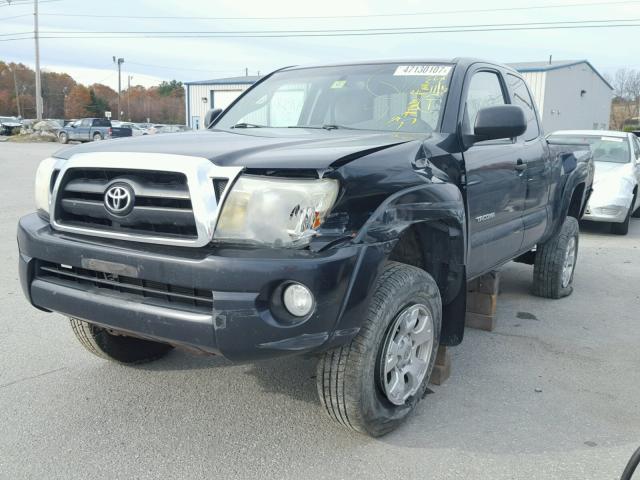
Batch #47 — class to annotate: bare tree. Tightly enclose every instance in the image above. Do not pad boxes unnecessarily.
[608,68,640,129]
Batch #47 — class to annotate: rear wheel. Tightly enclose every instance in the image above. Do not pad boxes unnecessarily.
[92,132,103,141]
[532,216,579,299]
[69,317,173,364]
[316,262,441,437]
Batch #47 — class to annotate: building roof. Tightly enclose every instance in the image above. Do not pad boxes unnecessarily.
[184,75,262,86]
[509,60,613,90]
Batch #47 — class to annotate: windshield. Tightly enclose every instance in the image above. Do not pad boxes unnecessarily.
[215,63,453,133]
[0,117,18,122]
[549,134,631,164]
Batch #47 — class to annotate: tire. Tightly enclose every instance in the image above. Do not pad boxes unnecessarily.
[69,317,173,364]
[59,132,68,144]
[532,216,579,299]
[92,132,103,141]
[611,206,632,235]
[316,262,442,437]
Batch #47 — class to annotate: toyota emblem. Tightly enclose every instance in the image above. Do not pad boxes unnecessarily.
[104,183,134,215]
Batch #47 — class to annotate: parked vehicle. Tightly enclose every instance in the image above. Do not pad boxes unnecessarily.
[0,116,22,135]
[549,130,640,234]
[155,124,189,134]
[57,118,132,144]
[18,59,594,436]
[117,122,148,137]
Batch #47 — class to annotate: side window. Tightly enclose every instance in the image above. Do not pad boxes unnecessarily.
[507,74,540,141]
[80,119,91,127]
[464,71,506,135]
[633,136,640,160]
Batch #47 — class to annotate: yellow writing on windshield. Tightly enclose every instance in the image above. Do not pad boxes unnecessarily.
[388,77,448,130]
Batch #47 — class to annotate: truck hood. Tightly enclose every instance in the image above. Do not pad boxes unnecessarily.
[52,129,422,169]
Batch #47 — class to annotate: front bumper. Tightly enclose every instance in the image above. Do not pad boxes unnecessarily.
[583,195,633,223]
[18,213,385,361]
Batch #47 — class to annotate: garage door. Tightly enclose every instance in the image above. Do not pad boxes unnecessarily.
[211,90,243,110]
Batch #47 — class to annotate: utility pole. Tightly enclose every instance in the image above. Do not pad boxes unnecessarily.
[113,56,124,120]
[127,75,133,121]
[12,68,21,118]
[34,0,43,120]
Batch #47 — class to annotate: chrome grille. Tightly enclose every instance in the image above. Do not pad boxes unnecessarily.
[55,168,197,238]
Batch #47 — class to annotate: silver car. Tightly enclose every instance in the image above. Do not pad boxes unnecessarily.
[549,130,640,235]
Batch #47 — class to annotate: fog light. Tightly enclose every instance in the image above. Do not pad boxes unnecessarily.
[283,283,314,317]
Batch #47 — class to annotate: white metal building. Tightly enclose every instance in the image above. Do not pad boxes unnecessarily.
[184,75,262,129]
[510,60,613,133]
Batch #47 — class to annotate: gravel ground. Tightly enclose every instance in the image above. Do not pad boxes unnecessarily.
[1,142,639,479]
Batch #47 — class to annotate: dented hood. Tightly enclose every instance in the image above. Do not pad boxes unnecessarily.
[52,128,422,169]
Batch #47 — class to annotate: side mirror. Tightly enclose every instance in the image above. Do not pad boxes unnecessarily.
[473,105,526,142]
[204,108,223,129]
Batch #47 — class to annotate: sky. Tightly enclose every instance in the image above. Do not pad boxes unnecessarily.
[1,0,639,89]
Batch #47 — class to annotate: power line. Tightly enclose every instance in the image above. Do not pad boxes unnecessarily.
[0,13,30,20]
[32,0,640,20]
[1,20,640,41]
[0,0,61,7]
[29,17,640,36]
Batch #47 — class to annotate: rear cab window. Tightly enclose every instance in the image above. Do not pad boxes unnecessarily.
[92,118,111,127]
[506,74,540,141]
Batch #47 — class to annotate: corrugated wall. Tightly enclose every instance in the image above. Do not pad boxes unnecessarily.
[520,71,547,115]
[185,83,251,129]
[542,65,612,132]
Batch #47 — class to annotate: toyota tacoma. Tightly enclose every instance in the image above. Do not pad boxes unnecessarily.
[18,58,593,436]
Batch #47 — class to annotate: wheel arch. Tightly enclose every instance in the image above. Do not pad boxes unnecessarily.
[354,182,468,346]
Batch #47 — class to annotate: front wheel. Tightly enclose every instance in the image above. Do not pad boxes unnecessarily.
[532,216,579,299]
[69,318,173,364]
[316,262,441,437]
[58,132,68,144]
[612,195,636,235]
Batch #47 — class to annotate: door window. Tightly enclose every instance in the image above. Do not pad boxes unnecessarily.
[80,119,91,127]
[506,74,540,141]
[633,135,640,162]
[464,71,506,134]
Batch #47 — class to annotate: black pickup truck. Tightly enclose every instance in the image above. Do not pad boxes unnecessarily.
[18,58,593,436]
[57,117,132,143]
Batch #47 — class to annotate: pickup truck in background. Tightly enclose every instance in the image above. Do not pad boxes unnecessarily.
[18,58,593,436]
[57,118,132,143]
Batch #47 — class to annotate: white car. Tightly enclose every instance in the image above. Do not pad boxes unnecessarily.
[549,130,640,235]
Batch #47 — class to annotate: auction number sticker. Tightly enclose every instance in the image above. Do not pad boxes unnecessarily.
[394,65,452,76]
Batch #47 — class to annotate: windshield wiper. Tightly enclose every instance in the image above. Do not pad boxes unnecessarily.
[230,122,266,129]
[288,124,360,131]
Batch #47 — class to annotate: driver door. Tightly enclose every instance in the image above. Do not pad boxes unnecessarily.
[461,68,527,278]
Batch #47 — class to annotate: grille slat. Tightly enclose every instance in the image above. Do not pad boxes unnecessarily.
[38,263,213,310]
[55,168,198,238]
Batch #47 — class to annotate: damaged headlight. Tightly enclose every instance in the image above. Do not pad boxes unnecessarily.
[214,175,339,247]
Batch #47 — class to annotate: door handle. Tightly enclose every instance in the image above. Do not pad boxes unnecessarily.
[515,159,527,172]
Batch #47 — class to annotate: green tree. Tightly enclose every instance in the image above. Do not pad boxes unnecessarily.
[157,79,183,96]
[86,89,109,117]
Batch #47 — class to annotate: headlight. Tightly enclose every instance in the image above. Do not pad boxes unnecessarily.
[34,157,58,215]
[214,175,339,247]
